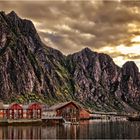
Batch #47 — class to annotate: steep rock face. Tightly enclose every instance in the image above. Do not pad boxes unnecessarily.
[0,11,140,112]
[0,11,73,103]
[67,48,123,111]
[0,11,42,101]
[116,61,140,110]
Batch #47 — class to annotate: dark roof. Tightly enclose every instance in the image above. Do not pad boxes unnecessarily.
[48,101,80,111]
[28,102,42,109]
[8,102,23,109]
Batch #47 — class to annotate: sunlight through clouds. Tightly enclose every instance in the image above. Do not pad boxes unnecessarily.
[113,56,126,67]
[116,44,140,55]
[1,0,140,68]
[131,36,140,42]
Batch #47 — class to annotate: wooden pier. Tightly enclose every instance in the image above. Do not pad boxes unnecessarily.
[0,119,42,125]
[42,116,79,125]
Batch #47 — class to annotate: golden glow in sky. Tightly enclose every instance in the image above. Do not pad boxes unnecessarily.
[131,36,140,42]
[1,0,140,69]
[116,44,140,55]
[97,35,140,68]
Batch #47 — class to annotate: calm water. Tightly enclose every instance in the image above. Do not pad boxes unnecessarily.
[0,120,140,139]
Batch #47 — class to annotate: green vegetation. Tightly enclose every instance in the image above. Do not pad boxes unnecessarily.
[8,92,45,104]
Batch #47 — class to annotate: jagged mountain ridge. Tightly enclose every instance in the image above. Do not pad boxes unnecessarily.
[0,11,140,112]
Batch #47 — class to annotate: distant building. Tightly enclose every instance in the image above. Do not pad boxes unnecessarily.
[44,101,91,121]
[79,109,90,119]
[45,101,80,121]
[26,103,42,119]
[0,102,42,120]
[0,101,91,122]
[7,103,23,119]
[0,101,5,119]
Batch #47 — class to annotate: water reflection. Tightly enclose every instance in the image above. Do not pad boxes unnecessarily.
[0,126,42,139]
[0,120,140,139]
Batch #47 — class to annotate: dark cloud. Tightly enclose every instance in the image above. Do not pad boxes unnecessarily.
[1,0,140,67]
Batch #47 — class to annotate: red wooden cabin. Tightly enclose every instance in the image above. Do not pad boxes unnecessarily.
[7,103,23,119]
[26,103,42,119]
[80,109,90,119]
[48,101,80,121]
[0,101,6,119]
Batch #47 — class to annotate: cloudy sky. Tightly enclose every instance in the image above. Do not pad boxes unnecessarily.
[1,0,140,68]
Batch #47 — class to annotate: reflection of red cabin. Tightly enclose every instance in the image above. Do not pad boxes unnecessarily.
[26,103,42,119]
[7,103,23,119]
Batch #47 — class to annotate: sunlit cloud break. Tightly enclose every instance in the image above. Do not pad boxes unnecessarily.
[1,0,140,68]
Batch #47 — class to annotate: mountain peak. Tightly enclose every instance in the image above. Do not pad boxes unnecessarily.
[7,11,19,18]
[80,47,95,56]
[0,11,5,15]
[123,61,138,71]
[122,61,139,80]
[81,47,92,53]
